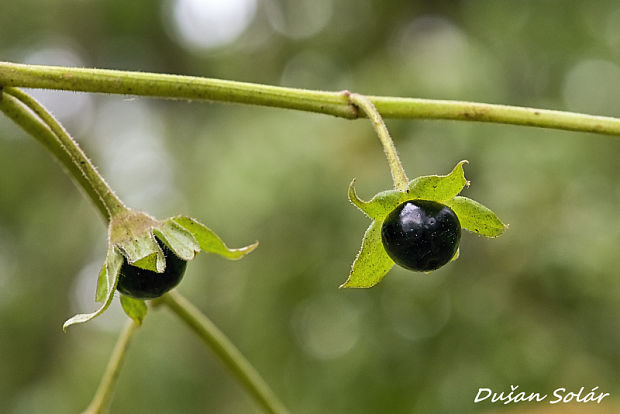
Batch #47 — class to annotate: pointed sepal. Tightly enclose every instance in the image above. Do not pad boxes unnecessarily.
[64,246,123,331]
[348,179,407,221]
[347,160,470,222]
[444,196,507,237]
[408,160,469,201]
[109,210,165,272]
[120,295,148,326]
[340,220,395,288]
[154,219,201,261]
[173,216,258,260]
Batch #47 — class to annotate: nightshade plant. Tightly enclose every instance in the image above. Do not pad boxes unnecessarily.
[341,93,505,288]
[343,161,506,287]
[2,61,620,413]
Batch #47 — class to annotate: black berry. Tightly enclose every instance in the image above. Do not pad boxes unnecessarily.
[381,200,461,272]
[117,239,187,299]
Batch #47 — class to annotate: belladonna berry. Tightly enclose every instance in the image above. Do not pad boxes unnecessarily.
[381,200,461,272]
[117,239,187,299]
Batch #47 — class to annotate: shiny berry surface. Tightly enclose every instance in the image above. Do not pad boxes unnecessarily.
[117,239,187,299]
[381,200,461,272]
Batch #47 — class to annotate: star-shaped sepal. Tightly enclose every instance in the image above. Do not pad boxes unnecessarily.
[341,161,507,288]
[63,211,258,330]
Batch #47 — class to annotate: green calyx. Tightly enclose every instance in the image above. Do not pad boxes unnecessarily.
[341,160,507,288]
[63,212,258,331]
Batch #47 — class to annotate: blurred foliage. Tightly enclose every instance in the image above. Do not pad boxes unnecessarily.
[2,0,620,413]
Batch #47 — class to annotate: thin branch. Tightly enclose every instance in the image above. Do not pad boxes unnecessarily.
[160,291,289,414]
[82,319,139,414]
[0,90,109,219]
[348,92,408,190]
[2,61,620,136]
[0,61,353,118]
[4,87,128,219]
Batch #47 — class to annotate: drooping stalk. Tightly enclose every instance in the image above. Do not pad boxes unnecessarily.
[2,61,620,136]
[3,87,127,221]
[348,92,409,190]
[1,87,288,413]
[160,291,290,414]
[0,90,109,218]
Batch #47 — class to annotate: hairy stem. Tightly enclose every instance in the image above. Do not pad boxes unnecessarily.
[82,319,139,414]
[348,92,408,190]
[2,61,620,136]
[0,90,109,218]
[3,87,127,220]
[0,61,352,118]
[160,291,289,414]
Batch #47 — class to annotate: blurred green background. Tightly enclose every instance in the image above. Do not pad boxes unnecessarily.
[2,1,620,413]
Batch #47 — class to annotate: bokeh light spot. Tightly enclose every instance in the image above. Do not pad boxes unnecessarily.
[168,0,257,50]
[265,0,332,39]
[291,294,360,360]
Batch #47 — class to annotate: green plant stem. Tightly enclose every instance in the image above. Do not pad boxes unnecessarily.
[3,61,620,136]
[0,89,109,219]
[348,93,409,190]
[160,291,289,414]
[2,87,127,221]
[82,319,139,414]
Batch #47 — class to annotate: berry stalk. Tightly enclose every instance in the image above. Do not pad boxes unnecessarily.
[348,92,409,191]
[3,87,128,221]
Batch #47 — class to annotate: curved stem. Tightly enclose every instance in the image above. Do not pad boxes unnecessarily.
[3,87,128,220]
[348,93,408,190]
[82,319,139,414]
[0,90,109,219]
[160,291,289,414]
[2,61,620,136]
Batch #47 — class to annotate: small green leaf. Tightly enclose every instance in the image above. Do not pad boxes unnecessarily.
[347,161,469,222]
[444,196,507,237]
[120,295,147,326]
[173,216,258,260]
[95,263,107,303]
[348,179,375,217]
[154,219,200,261]
[116,234,164,272]
[408,160,469,201]
[348,180,408,221]
[64,246,123,331]
[109,210,165,272]
[340,220,394,288]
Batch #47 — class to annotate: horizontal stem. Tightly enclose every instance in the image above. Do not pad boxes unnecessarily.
[369,96,620,134]
[0,61,353,118]
[2,61,620,136]
[160,291,289,414]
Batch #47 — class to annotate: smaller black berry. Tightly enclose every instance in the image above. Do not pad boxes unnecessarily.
[381,200,461,272]
[117,238,187,299]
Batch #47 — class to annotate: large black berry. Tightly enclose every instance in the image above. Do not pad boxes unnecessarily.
[381,200,461,272]
[117,239,187,299]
